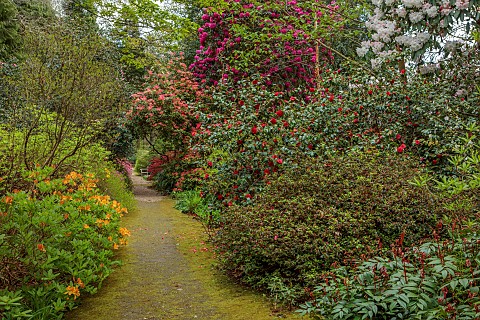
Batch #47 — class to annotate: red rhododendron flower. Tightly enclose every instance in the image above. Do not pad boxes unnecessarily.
[270,118,277,124]
[207,161,213,167]
[397,144,406,153]
[251,126,258,134]
[353,118,359,124]
[276,110,284,117]
[396,134,402,140]
[276,159,283,164]
[415,140,420,145]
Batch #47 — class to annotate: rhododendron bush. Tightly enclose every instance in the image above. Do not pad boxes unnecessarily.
[358,0,480,70]
[190,0,364,89]
[126,54,203,192]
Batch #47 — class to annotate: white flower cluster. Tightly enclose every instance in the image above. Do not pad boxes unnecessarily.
[395,32,431,51]
[455,0,470,9]
[409,11,424,23]
[444,41,460,53]
[357,0,476,71]
[365,9,397,42]
[402,0,424,8]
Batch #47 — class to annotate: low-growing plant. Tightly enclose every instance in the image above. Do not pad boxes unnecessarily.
[174,190,221,239]
[0,167,131,319]
[298,231,480,320]
[213,152,474,301]
[174,190,203,214]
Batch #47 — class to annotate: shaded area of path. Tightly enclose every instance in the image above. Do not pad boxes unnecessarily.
[66,175,299,320]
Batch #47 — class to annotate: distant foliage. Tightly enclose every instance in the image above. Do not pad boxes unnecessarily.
[0,0,21,59]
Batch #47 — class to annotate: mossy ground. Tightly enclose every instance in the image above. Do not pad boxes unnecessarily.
[66,175,300,319]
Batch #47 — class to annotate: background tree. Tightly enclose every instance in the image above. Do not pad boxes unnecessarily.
[0,23,126,190]
[0,0,21,60]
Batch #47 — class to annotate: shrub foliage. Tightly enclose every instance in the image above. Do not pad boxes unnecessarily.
[214,153,472,295]
[0,167,130,319]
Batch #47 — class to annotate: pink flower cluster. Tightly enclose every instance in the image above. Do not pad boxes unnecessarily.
[190,1,339,89]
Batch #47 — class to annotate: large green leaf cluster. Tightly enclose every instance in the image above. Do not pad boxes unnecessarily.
[300,234,480,319]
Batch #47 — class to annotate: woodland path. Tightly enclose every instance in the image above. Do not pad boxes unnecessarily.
[66,174,299,320]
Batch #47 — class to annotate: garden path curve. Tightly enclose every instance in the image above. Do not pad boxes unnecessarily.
[66,174,299,320]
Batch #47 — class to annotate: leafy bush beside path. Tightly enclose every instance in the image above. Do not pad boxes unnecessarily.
[0,168,131,319]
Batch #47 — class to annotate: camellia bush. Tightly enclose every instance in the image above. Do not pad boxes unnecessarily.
[0,167,131,319]
[212,152,477,300]
[191,65,478,209]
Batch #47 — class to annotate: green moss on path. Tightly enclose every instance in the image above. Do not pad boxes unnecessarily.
[66,175,300,320]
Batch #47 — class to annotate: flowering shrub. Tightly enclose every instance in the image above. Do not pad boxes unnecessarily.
[192,67,478,209]
[213,152,472,300]
[0,167,130,319]
[190,0,348,89]
[357,0,480,69]
[126,53,200,146]
[126,54,203,193]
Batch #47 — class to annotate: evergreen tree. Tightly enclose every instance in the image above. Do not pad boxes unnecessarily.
[0,0,21,60]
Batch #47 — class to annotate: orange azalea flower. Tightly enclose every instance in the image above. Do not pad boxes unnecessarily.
[108,236,113,241]
[119,227,131,237]
[83,224,90,229]
[78,205,91,211]
[113,243,119,250]
[64,286,80,299]
[2,196,13,204]
[119,238,128,245]
[76,278,85,289]
[37,243,46,252]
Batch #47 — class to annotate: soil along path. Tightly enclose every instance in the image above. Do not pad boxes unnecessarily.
[67,174,299,320]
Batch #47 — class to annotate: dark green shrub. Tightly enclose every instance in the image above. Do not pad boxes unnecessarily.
[213,152,472,296]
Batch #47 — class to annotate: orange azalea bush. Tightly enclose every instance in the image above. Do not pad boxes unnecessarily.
[0,167,130,319]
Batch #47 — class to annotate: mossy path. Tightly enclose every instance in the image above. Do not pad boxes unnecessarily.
[66,175,300,320]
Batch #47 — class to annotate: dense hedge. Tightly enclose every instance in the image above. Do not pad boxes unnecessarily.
[213,152,472,296]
